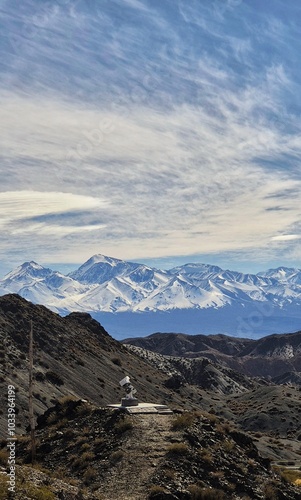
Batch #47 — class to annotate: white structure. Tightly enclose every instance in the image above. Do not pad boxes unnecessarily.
[119,375,138,406]
[107,375,173,414]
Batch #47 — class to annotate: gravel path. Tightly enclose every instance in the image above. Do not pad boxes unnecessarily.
[98,414,175,500]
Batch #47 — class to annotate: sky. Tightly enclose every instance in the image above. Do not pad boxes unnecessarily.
[1,0,301,276]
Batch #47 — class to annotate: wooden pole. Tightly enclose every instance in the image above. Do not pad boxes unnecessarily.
[29,320,36,464]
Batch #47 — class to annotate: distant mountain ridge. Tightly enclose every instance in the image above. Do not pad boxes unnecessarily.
[0,254,301,338]
[123,330,301,379]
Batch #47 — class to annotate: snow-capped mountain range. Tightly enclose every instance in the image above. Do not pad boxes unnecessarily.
[1,254,301,338]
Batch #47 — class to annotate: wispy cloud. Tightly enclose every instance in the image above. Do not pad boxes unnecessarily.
[0,191,106,233]
[0,0,301,271]
[272,234,301,241]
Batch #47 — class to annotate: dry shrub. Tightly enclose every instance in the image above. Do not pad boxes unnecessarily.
[188,485,226,499]
[280,469,301,483]
[171,412,195,430]
[83,466,98,484]
[167,443,189,455]
[0,449,8,466]
[115,418,133,434]
[81,451,95,462]
[198,448,213,464]
[264,484,278,499]
[149,485,167,497]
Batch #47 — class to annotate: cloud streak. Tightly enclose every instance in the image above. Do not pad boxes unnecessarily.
[0,0,301,272]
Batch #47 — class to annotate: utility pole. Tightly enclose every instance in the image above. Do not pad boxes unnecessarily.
[29,320,36,464]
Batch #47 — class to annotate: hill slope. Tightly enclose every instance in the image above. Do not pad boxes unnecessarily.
[1,294,301,498]
[12,399,301,499]
[123,330,301,379]
[0,293,189,435]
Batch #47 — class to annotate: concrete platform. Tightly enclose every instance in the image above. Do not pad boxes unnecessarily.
[107,402,173,415]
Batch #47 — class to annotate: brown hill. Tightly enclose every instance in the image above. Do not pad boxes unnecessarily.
[1,294,301,498]
[0,294,192,436]
[123,331,301,379]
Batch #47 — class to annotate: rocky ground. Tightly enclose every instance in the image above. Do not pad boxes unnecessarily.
[123,330,301,380]
[1,398,300,499]
[1,294,301,498]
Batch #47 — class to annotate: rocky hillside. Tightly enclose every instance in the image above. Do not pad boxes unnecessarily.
[5,398,300,499]
[0,294,195,436]
[1,294,301,498]
[123,331,301,379]
[125,344,266,394]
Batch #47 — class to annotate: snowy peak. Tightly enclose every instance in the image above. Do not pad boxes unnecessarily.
[258,267,301,283]
[1,255,301,321]
[69,254,140,285]
[168,263,223,277]
[68,254,169,289]
[3,261,53,282]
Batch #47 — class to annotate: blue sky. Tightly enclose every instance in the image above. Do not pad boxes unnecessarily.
[1,0,301,276]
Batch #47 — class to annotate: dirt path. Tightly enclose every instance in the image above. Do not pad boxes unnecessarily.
[98,414,175,500]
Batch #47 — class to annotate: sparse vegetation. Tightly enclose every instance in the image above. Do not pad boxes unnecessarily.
[280,468,301,484]
[167,442,189,455]
[114,417,133,434]
[2,295,301,499]
[264,483,278,499]
[83,466,98,484]
[58,395,77,405]
[171,412,196,430]
[149,485,168,497]
[81,451,95,462]
[163,467,176,480]
[23,484,56,500]
[80,442,91,451]
[188,485,226,499]
[222,440,235,452]
[198,448,213,464]
[45,370,64,386]
[0,449,8,466]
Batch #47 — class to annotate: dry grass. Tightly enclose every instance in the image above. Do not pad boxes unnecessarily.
[198,448,213,464]
[81,451,95,462]
[80,443,91,452]
[171,412,196,430]
[167,443,189,456]
[0,473,56,500]
[280,468,301,483]
[149,485,167,497]
[0,449,8,466]
[188,485,226,499]
[264,484,278,499]
[222,440,235,452]
[114,418,133,434]
[58,395,77,405]
[83,466,98,484]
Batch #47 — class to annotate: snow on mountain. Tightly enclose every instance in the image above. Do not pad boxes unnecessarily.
[258,267,301,286]
[1,255,301,323]
[135,273,232,311]
[0,261,89,312]
[69,254,140,284]
[1,261,53,292]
